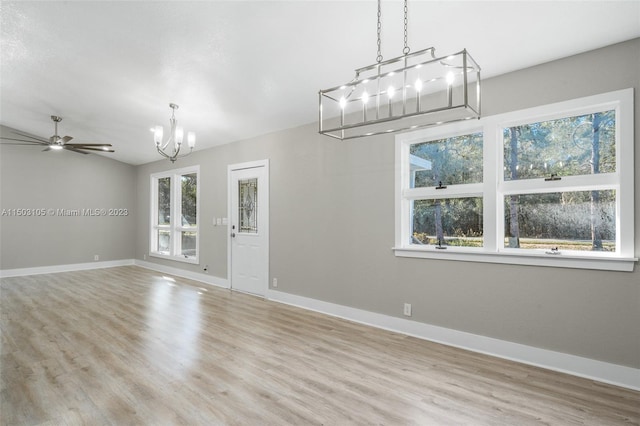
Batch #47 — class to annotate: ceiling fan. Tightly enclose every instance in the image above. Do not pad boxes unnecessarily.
[0,115,114,154]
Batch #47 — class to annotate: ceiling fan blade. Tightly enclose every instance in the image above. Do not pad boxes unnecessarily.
[69,146,115,153]
[64,143,112,147]
[63,147,89,155]
[10,131,49,144]
[64,143,115,152]
[0,136,49,145]
[61,136,73,143]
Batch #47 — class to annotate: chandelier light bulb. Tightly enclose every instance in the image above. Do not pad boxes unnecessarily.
[153,125,164,146]
[446,71,455,85]
[387,85,396,117]
[339,96,347,110]
[174,126,184,146]
[187,132,196,148]
[446,71,455,106]
[415,79,423,92]
[362,91,369,105]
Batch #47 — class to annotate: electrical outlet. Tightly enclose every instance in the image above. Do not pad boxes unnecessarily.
[403,303,412,317]
[272,278,278,288]
[94,255,99,261]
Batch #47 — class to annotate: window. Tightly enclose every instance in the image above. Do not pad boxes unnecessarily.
[395,89,635,271]
[150,166,199,263]
[406,131,484,249]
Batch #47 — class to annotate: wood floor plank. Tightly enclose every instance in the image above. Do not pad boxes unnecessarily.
[1,266,639,425]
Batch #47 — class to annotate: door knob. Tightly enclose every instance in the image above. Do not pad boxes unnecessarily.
[231,232,236,238]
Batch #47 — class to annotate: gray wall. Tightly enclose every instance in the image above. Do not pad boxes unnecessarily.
[0,128,136,269]
[136,38,640,369]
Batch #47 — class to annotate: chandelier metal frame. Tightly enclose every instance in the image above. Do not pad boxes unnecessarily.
[318,0,481,140]
[153,103,195,163]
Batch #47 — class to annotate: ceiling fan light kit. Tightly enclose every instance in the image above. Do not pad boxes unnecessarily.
[153,103,196,163]
[318,0,481,140]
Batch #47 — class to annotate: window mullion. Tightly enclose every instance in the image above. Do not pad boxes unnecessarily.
[171,173,181,257]
[150,177,158,253]
[397,141,410,247]
[617,93,634,257]
[483,121,499,252]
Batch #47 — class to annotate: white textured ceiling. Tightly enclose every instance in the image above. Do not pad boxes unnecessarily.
[1,1,639,165]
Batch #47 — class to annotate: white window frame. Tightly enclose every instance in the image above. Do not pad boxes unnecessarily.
[394,88,636,271]
[150,165,200,264]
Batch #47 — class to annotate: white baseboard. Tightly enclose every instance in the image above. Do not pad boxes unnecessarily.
[267,289,640,391]
[0,259,135,278]
[134,259,229,289]
[0,258,229,289]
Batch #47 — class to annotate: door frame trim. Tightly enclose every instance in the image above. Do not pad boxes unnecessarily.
[227,159,270,295]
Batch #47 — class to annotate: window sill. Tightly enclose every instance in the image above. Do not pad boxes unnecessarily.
[149,252,199,265]
[392,247,637,272]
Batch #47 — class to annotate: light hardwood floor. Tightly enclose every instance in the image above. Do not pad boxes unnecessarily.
[1,266,638,425]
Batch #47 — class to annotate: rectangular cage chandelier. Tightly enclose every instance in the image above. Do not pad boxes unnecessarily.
[319,48,481,140]
[318,1,481,140]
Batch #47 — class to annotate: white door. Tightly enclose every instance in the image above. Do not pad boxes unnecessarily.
[228,160,269,296]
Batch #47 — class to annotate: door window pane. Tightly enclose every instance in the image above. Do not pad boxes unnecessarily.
[158,177,171,225]
[181,173,197,226]
[239,178,258,233]
[409,132,483,188]
[412,197,483,247]
[504,190,616,251]
[504,110,615,181]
